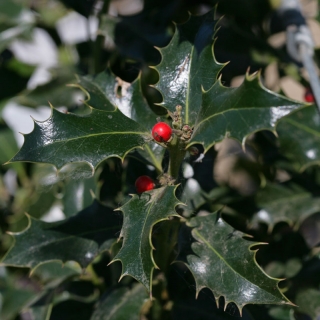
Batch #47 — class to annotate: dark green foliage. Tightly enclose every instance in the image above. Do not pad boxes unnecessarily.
[0,1,320,319]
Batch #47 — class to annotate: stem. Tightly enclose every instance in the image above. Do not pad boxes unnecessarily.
[167,135,187,180]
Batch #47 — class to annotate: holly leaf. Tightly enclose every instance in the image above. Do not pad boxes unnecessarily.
[184,212,292,314]
[295,288,320,320]
[154,11,223,126]
[251,183,320,232]
[76,70,164,172]
[90,284,148,320]
[75,71,119,112]
[189,75,305,152]
[111,186,181,293]
[7,106,149,170]
[1,200,122,270]
[277,106,320,171]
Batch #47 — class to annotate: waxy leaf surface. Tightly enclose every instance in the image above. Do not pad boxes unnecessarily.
[2,200,122,270]
[189,77,305,152]
[9,107,149,170]
[111,186,181,292]
[185,213,291,313]
[77,70,164,171]
[251,183,320,232]
[90,284,148,320]
[277,106,320,171]
[154,11,222,126]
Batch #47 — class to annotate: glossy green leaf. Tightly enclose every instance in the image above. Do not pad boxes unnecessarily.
[154,11,222,126]
[2,200,122,270]
[75,71,118,111]
[90,284,148,320]
[185,213,292,313]
[8,107,149,170]
[189,76,305,152]
[295,288,320,320]
[76,70,164,171]
[251,183,320,232]
[111,186,181,293]
[277,106,320,171]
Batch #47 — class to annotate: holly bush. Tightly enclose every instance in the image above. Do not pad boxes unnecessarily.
[1,1,320,319]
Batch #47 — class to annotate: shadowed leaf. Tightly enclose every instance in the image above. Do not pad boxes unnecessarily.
[277,106,320,171]
[2,200,122,270]
[111,186,181,293]
[90,284,148,320]
[251,183,320,232]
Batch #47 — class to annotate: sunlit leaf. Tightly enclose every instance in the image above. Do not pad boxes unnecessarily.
[154,11,222,126]
[8,107,149,171]
[184,213,292,313]
[189,76,305,152]
[76,70,165,172]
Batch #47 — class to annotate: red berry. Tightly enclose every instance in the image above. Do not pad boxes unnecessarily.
[152,122,172,142]
[304,89,315,103]
[135,176,155,194]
